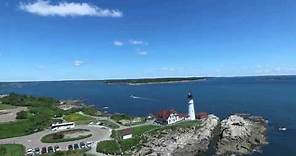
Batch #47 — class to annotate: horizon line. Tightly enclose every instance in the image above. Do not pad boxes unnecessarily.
[0,74,295,83]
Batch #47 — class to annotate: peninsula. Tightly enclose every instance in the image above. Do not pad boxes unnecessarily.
[104,77,211,85]
[0,93,268,156]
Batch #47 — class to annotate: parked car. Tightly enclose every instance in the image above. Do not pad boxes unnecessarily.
[26,148,33,156]
[80,142,86,148]
[68,145,73,150]
[86,141,93,148]
[74,143,79,150]
[34,147,40,155]
[54,145,60,151]
[41,147,47,154]
[48,146,54,153]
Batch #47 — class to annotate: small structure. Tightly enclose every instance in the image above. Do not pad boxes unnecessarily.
[196,112,208,120]
[120,128,133,140]
[155,109,184,125]
[51,122,75,131]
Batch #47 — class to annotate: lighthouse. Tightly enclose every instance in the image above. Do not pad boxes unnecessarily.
[187,92,196,120]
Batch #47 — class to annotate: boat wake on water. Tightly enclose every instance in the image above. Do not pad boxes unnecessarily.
[129,95,159,101]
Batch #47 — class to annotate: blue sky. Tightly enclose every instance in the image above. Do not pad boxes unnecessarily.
[1,0,296,81]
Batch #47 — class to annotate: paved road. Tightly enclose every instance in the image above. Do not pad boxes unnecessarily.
[0,125,111,151]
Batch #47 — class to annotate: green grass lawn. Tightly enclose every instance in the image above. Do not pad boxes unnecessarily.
[0,120,36,139]
[97,140,121,155]
[64,112,95,124]
[41,129,92,143]
[0,103,16,110]
[0,93,65,139]
[99,120,120,129]
[132,125,160,137]
[0,144,25,156]
[111,114,132,122]
[107,125,160,155]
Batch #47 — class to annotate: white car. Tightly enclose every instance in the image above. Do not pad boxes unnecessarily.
[86,141,93,148]
[26,148,33,156]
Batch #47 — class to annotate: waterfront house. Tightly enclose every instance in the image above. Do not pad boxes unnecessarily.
[119,128,133,140]
[155,109,184,125]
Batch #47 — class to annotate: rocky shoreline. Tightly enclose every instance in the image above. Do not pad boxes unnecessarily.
[135,114,268,156]
[135,115,219,156]
[216,114,268,155]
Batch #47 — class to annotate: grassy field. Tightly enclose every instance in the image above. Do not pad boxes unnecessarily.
[98,120,120,129]
[103,125,160,155]
[97,140,121,155]
[132,125,160,137]
[0,103,16,110]
[111,114,132,122]
[41,129,92,143]
[0,144,25,156]
[0,93,64,139]
[64,112,95,124]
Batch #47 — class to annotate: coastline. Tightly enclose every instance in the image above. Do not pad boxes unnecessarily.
[105,78,208,85]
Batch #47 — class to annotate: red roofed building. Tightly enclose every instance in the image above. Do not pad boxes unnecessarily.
[119,128,133,140]
[196,112,208,120]
[155,109,185,124]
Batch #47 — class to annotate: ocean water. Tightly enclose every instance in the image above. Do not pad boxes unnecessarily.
[0,76,295,155]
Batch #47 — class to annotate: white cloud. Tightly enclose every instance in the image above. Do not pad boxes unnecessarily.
[129,40,147,45]
[138,51,148,56]
[113,40,124,46]
[74,60,84,66]
[19,0,122,17]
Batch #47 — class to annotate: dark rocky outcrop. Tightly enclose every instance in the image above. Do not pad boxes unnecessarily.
[135,115,219,156]
[216,114,268,155]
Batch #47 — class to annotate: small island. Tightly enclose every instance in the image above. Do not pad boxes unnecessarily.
[104,77,211,85]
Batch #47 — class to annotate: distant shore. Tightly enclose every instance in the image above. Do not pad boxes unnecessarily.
[104,77,211,85]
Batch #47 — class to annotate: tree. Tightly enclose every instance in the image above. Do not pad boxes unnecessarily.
[16,111,27,119]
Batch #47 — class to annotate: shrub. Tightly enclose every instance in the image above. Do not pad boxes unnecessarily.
[97,140,121,155]
[16,111,27,119]
[52,133,64,140]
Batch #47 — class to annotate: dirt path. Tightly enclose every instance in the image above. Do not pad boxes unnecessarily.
[0,107,27,123]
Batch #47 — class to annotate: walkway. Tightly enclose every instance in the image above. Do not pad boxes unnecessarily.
[0,125,111,151]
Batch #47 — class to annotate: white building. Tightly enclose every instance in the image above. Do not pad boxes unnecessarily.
[51,122,75,131]
[120,128,133,139]
[155,109,185,125]
[187,92,196,120]
[167,112,184,124]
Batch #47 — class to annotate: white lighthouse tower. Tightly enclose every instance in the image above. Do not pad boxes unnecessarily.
[187,92,196,120]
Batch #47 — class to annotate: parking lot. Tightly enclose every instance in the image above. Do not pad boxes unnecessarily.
[0,125,111,155]
[26,141,93,155]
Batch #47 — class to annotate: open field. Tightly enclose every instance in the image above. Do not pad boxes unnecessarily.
[0,106,27,123]
[64,112,95,124]
[0,144,25,156]
[0,94,64,139]
[97,140,121,155]
[99,124,160,155]
[98,120,120,129]
[0,103,16,110]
